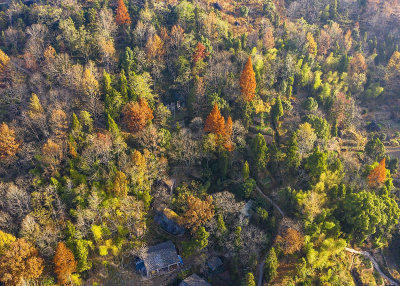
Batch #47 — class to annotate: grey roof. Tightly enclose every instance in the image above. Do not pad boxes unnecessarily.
[141,241,180,272]
[179,274,212,286]
[207,256,223,271]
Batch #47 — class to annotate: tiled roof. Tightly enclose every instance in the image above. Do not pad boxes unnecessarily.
[179,274,212,286]
[141,241,181,272]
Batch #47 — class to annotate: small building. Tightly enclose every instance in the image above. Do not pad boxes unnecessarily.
[136,241,183,278]
[154,208,185,236]
[207,256,223,272]
[180,274,212,286]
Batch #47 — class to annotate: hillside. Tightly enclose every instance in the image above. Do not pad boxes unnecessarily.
[0,0,400,285]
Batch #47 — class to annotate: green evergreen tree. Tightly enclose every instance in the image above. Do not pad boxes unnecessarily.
[305,148,328,182]
[119,70,128,101]
[122,47,136,73]
[271,96,284,128]
[251,133,268,173]
[264,247,278,283]
[218,150,229,178]
[79,111,93,133]
[286,132,300,171]
[242,272,256,286]
[243,160,250,180]
[217,214,227,237]
[365,137,385,161]
[103,70,112,95]
[330,0,338,19]
[71,113,82,138]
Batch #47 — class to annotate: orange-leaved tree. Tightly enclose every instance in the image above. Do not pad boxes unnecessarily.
[122,99,153,133]
[240,56,256,102]
[54,242,77,285]
[224,116,233,151]
[183,195,214,231]
[368,158,386,187]
[0,122,20,161]
[0,239,44,286]
[193,42,207,64]
[115,0,131,26]
[204,103,226,136]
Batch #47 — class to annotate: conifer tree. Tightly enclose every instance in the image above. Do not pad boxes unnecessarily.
[243,160,250,180]
[240,57,256,102]
[54,242,77,285]
[251,133,268,173]
[242,272,256,286]
[286,132,300,170]
[264,247,278,283]
[115,0,131,26]
[204,103,226,137]
[271,96,284,128]
[119,70,128,101]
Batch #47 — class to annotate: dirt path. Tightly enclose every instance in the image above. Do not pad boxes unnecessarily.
[344,248,400,286]
[255,184,285,286]
[255,183,399,286]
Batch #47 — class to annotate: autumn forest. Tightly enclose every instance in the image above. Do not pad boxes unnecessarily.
[0,0,400,285]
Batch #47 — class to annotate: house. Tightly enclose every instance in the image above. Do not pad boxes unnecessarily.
[154,208,185,236]
[207,256,223,272]
[136,241,183,278]
[180,274,212,286]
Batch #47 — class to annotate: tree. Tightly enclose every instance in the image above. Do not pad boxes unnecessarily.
[41,139,63,173]
[306,32,317,57]
[183,195,214,231]
[224,116,233,151]
[305,148,328,182]
[0,239,44,286]
[304,115,330,141]
[242,161,250,180]
[271,96,284,128]
[65,222,92,273]
[119,69,128,101]
[251,133,268,172]
[204,103,226,137]
[297,123,317,157]
[349,53,367,75]
[54,242,77,285]
[193,42,207,64]
[145,34,165,61]
[0,230,15,253]
[0,123,20,161]
[242,178,256,199]
[276,228,304,254]
[240,57,256,102]
[368,158,386,187]
[0,49,9,74]
[242,272,256,286]
[286,132,300,170]
[28,93,44,119]
[342,190,400,244]
[385,51,400,94]
[109,170,128,197]
[264,247,278,283]
[365,138,385,161]
[122,99,153,133]
[115,0,131,26]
